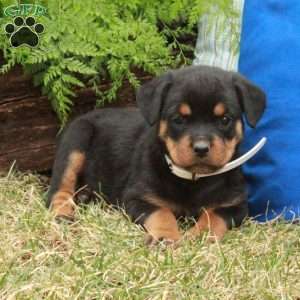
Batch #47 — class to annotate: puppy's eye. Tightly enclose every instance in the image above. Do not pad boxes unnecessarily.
[172,115,186,125]
[219,115,232,126]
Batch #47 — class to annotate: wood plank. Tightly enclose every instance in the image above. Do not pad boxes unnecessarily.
[0,65,148,172]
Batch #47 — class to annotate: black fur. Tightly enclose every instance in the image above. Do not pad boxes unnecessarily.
[48,65,266,234]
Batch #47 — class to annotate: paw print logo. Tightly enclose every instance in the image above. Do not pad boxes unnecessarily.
[4,16,44,48]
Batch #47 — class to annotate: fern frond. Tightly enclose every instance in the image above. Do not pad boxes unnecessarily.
[61,74,85,88]
[63,58,97,75]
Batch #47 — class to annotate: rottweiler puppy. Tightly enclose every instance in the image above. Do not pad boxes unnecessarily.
[47,65,266,245]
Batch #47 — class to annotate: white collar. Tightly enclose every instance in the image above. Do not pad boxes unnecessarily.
[165,137,267,181]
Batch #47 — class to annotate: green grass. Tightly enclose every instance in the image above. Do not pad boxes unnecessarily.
[0,172,300,300]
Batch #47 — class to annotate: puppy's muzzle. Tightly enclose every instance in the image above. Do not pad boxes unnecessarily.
[193,139,210,158]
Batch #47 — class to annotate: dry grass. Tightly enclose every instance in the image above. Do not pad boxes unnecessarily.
[0,172,300,299]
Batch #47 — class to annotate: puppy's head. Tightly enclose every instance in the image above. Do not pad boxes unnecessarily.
[137,66,266,174]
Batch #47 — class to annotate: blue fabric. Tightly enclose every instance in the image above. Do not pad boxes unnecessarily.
[239,1,300,221]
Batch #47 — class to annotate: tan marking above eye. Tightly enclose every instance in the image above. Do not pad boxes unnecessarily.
[179,103,192,116]
[213,102,226,117]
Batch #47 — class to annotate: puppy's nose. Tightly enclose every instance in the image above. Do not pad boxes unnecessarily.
[193,140,210,157]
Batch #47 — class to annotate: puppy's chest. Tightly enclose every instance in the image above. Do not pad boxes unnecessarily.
[162,178,232,216]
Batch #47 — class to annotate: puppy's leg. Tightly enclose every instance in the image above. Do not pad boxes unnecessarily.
[187,209,228,241]
[187,202,248,241]
[47,119,94,220]
[124,194,181,246]
[143,208,181,246]
[49,151,85,220]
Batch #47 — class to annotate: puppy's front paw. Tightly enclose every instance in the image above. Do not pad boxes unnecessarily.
[143,208,181,248]
[184,228,223,243]
[144,232,180,248]
[50,191,76,221]
[184,226,202,240]
[185,209,228,242]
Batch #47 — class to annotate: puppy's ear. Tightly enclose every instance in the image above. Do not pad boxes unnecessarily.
[233,73,266,128]
[136,72,173,125]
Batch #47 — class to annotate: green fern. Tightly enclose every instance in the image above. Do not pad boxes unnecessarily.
[0,0,238,124]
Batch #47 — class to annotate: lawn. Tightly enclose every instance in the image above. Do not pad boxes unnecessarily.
[0,172,299,300]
